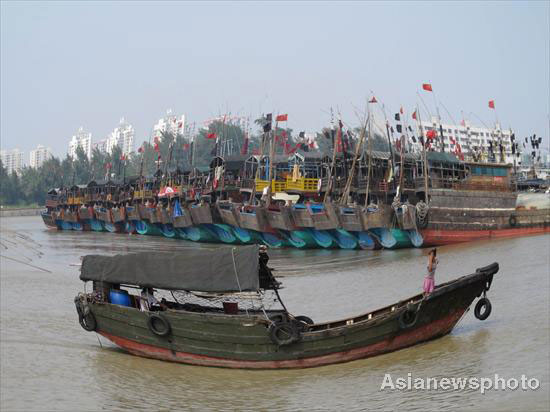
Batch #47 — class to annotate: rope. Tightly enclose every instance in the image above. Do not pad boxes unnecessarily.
[231,247,249,316]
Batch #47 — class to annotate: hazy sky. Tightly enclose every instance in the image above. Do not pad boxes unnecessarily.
[1,1,549,158]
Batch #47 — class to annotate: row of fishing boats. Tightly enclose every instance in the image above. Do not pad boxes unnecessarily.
[45,193,422,250]
[43,148,549,249]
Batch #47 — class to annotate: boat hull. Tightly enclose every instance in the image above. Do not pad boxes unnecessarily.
[421,226,550,246]
[86,266,496,369]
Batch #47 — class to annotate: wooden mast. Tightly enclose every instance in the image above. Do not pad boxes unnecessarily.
[340,113,368,205]
[416,107,429,205]
[364,103,373,208]
[250,115,270,205]
[266,117,278,206]
[324,117,341,204]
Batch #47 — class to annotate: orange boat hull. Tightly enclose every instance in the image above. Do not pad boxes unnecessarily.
[421,226,550,246]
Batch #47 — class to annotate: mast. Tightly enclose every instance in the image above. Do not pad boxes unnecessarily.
[364,103,373,208]
[340,113,368,205]
[324,116,341,203]
[382,107,395,179]
[250,114,271,205]
[417,107,430,205]
[266,117,278,206]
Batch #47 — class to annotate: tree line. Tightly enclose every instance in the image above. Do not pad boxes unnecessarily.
[1,120,390,206]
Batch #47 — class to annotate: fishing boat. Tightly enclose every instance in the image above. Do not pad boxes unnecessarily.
[75,245,499,369]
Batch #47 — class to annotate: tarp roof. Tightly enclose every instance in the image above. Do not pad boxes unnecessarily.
[80,245,260,292]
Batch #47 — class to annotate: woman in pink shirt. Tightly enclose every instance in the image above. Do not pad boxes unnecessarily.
[423,248,438,296]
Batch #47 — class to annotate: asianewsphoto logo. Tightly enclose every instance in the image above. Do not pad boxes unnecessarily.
[380,373,540,395]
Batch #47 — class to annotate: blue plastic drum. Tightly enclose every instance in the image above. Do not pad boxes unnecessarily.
[109,289,132,307]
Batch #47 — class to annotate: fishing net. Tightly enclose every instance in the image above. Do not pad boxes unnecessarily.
[164,289,283,312]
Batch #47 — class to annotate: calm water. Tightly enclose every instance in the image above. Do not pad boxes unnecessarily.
[1,216,549,411]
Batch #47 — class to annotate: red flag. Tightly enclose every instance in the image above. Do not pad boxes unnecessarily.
[154,143,160,152]
[276,114,288,122]
[400,106,404,114]
[422,83,433,92]
[426,129,436,139]
[488,100,495,109]
[183,143,190,151]
[206,132,217,139]
[369,96,377,103]
[412,110,417,120]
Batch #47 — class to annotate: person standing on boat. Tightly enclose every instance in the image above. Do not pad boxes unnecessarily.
[140,287,158,311]
[423,249,438,296]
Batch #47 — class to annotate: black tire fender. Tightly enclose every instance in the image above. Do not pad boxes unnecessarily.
[293,316,314,332]
[399,305,418,329]
[79,309,97,332]
[509,215,517,227]
[269,321,300,346]
[147,314,172,337]
[474,297,492,320]
[268,313,288,324]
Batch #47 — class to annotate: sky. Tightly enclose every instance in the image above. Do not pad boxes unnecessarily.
[1,0,549,159]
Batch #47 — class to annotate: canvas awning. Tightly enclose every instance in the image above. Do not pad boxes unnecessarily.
[80,245,260,292]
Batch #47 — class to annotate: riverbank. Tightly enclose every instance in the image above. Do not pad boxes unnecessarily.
[0,207,42,217]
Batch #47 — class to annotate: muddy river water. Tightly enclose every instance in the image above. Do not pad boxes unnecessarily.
[1,216,549,411]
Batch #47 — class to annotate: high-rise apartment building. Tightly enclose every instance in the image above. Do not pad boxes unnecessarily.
[0,148,24,175]
[29,145,53,168]
[68,127,92,159]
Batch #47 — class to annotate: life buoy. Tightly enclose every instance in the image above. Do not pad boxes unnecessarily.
[474,297,492,320]
[269,321,300,346]
[398,304,418,329]
[147,314,171,337]
[509,215,518,227]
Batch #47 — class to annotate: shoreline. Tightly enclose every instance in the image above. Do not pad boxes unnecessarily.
[0,207,42,217]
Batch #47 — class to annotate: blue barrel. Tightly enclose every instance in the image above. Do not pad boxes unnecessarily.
[109,289,132,307]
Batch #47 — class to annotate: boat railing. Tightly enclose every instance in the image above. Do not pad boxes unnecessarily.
[285,177,319,192]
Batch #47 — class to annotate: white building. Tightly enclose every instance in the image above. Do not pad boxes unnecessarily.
[415,118,515,164]
[153,109,185,141]
[29,145,53,169]
[68,127,92,159]
[105,117,134,155]
[0,148,24,175]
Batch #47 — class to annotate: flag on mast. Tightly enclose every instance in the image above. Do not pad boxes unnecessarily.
[488,100,495,109]
[276,114,288,122]
[422,83,433,92]
[369,96,377,103]
[412,110,417,120]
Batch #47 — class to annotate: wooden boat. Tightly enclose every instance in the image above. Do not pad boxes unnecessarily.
[237,205,269,232]
[41,211,58,229]
[189,202,214,225]
[172,200,193,229]
[75,246,499,369]
[216,201,241,228]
